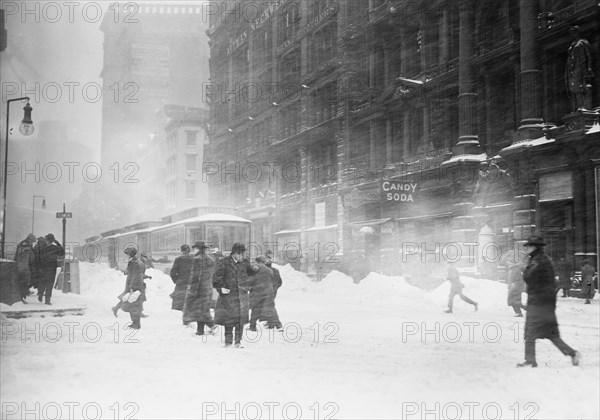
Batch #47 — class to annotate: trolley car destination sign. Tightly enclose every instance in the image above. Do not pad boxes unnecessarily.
[382,180,419,203]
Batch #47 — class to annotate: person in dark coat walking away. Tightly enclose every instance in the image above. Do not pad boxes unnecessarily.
[444,263,478,313]
[555,255,573,297]
[13,234,37,303]
[501,249,527,316]
[116,246,145,329]
[580,260,596,304]
[249,256,282,331]
[182,241,218,335]
[31,236,46,292]
[36,233,64,305]
[265,250,282,298]
[170,244,194,314]
[517,236,581,368]
[212,243,258,348]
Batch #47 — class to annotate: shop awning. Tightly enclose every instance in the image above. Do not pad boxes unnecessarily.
[395,212,451,221]
[305,224,338,232]
[273,229,301,236]
[348,218,392,229]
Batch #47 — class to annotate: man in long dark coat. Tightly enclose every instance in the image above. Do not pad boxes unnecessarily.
[36,233,64,305]
[212,243,257,348]
[14,234,36,303]
[170,244,194,313]
[31,236,46,291]
[518,236,580,368]
[182,241,217,335]
[248,256,282,331]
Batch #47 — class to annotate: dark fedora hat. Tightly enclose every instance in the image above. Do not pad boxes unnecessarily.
[524,236,546,246]
[192,240,210,249]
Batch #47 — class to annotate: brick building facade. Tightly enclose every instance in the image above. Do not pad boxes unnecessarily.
[205,0,600,278]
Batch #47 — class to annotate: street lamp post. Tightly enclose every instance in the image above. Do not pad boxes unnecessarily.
[1,97,34,259]
[32,195,46,234]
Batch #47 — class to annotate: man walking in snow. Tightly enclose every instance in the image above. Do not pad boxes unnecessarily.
[444,263,478,313]
[182,241,218,336]
[36,233,64,305]
[212,243,258,348]
[170,244,194,315]
[580,260,596,304]
[501,249,527,317]
[517,236,580,368]
[248,255,282,331]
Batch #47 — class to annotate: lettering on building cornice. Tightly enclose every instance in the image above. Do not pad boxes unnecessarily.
[276,3,337,56]
[227,31,248,56]
[250,0,289,30]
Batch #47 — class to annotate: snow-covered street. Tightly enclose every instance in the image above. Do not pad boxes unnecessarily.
[2,263,599,420]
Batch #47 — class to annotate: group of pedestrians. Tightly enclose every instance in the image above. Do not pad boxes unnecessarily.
[13,233,64,305]
[169,242,283,347]
[443,236,589,368]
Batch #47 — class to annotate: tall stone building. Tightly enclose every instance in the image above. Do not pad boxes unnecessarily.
[205,0,600,278]
[98,3,209,227]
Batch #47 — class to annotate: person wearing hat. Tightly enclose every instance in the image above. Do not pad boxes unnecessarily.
[265,250,283,298]
[31,236,47,293]
[35,233,65,305]
[13,234,37,303]
[212,242,258,347]
[248,256,282,331]
[580,260,596,304]
[182,241,218,336]
[518,236,581,368]
[170,244,194,315]
[112,246,145,329]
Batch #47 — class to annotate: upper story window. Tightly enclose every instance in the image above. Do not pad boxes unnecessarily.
[280,49,301,84]
[186,130,198,147]
[186,154,197,171]
[253,29,272,69]
[278,3,301,44]
[309,23,337,71]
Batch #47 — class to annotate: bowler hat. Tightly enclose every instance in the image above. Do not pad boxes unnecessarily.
[524,236,546,246]
[192,240,210,249]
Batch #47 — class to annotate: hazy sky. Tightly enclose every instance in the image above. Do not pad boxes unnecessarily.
[1,0,105,158]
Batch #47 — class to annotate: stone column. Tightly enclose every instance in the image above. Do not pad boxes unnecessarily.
[299,146,310,272]
[453,0,480,155]
[386,117,393,164]
[585,164,598,261]
[516,0,544,141]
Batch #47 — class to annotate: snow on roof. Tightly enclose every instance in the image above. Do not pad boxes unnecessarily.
[101,213,251,239]
[500,136,554,152]
[441,153,487,165]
